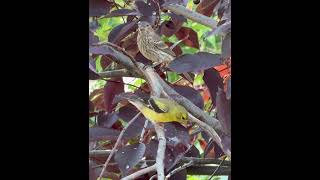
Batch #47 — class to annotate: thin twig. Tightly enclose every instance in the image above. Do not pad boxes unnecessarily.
[169,34,189,50]
[98,112,141,180]
[165,160,193,179]
[149,174,157,180]
[208,156,228,180]
[163,4,217,29]
[121,164,157,180]
[139,120,149,143]
[102,78,146,92]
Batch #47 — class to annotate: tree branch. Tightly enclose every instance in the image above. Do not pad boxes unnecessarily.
[153,123,166,180]
[90,151,231,166]
[98,69,136,78]
[98,43,231,158]
[163,4,217,29]
[165,160,193,179]
[98,112,141,180]
[121,164,157,180]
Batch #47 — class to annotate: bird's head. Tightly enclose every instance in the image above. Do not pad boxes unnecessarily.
[176,106,189,125]
[138,21,153,32]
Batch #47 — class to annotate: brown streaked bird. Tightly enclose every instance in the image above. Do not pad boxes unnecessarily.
[137,21,176,65]
[137,21,193,81]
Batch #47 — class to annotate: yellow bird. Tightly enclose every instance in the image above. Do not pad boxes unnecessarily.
[126,96,189,125]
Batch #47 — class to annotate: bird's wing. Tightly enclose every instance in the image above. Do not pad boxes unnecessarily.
[148,98,169,113]
[153,36,177,57]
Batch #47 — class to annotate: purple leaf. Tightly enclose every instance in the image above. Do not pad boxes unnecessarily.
[104,77,124,112]
[222,32,231,58]
[135,52,153,65]
[89,31,99,45]
[118,104,153,137]
[105,9,140,18]
[89,20,99,32]
[89,44,114,55]
[172,85,204,109]
[216,88,231,135]
[89,61,100,80]
[97,111,119,128]
[203,68,224,107]
[135,1,154,16]
[89,127,121,141]
[114,143,146,176]
[168,52,223,73]
[164,122,190,147]
[89,0,113,17]
[108,21,138,44]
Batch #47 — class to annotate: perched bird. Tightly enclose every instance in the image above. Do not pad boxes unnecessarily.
[125,95,189,125]
[137,21,176,65]
[137,21,193,82]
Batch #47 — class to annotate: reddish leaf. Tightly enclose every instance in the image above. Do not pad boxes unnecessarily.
[114,143,146,176]
[89,161,97,180]
[160,13,185,37]
[175,27,199,49]
[214,64,230,78]
[165,42,182,56]
[169,52,222,73]
[222,32,231,58]
[108,21,138,44]
[172,85,204,109]
[89,0,113,17]
[89,127,121,141]
[196,0,220,17]
[104,77,124,112]
[89,100,95,112]
[216,88,231,135]
[105,9,140,18]
[100,55,112,70]
[185,145,200,157]
[203,68,224,107]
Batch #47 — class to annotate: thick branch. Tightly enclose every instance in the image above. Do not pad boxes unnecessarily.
[98,69,137,78]
[163,4,217,29]
[153,123,166,180]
